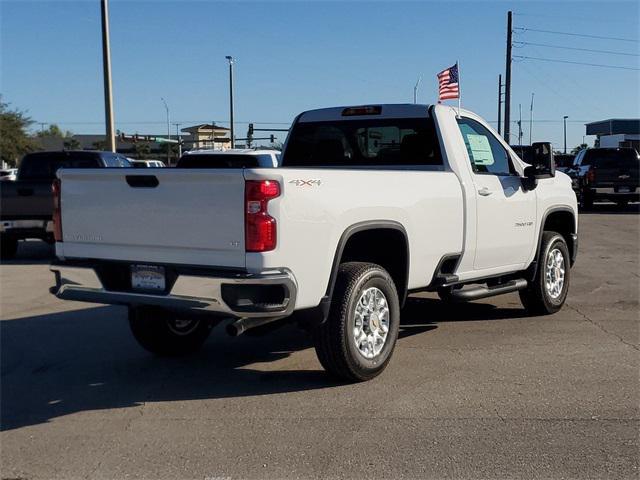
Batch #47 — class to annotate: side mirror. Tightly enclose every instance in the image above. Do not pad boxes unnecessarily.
[522,165,538,191]
[531,142,555,178]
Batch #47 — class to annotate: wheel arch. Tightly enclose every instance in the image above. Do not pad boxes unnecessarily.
[528,206,577,281]
[325,220,410,307]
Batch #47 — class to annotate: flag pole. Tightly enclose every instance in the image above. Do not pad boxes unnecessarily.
[457,60,461,117]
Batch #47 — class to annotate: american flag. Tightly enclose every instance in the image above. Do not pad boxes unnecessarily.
[437,63,460,101]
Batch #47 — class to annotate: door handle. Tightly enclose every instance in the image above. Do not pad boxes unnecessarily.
[478,187,493,196]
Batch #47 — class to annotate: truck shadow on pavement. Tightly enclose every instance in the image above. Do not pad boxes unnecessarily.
[2,298,527,432]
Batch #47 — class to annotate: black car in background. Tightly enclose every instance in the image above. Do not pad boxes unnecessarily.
[0,151,131,258]
[571,147,640,209]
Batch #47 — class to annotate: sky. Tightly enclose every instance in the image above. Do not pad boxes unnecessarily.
[1,0,639,149]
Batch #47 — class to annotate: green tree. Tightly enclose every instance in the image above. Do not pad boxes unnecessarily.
[64,137,81,150]
[0,99,36,167]
[92,140,107,150]
[134,142,151,159]
[36,124,66,138]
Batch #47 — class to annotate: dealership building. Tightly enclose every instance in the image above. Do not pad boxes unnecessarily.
[585,119,640,152]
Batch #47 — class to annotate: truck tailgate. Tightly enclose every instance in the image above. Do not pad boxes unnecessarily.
[0,181,53,220]
[57,169,246,268]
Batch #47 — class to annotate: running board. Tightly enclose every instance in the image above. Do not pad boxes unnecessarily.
[449,279,528,302]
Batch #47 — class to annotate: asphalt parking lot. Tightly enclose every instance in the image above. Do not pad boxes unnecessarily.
[1,205,638,480]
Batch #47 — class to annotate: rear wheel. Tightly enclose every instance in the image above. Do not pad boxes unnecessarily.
[520,232,570,315]
[313,262,400,382]
[0,236,18,260]
[580,189,594,210]
[129,306,213,356]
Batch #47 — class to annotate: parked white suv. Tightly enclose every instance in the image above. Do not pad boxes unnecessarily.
[50,104,578,382]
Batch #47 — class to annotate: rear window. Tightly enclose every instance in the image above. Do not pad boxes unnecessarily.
[18,152,102,180]
[282,117,442,168]
[583,149,639,168]
[176,154,272,168]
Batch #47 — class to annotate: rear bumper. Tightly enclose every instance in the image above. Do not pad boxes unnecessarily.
[586,187,640,201]
[1,219,53,239]
[50,261,297,319]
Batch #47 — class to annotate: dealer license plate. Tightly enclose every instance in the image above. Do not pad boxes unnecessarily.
[131,265,166,291]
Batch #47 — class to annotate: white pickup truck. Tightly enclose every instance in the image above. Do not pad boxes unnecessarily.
[51,104,578,382]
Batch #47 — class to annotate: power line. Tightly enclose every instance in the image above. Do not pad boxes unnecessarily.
[513,55,640,71]
[513,12,628,24]
[513,26,640,43]
[514,41,640,57]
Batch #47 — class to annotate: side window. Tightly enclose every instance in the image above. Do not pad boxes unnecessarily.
[457,118,514,175]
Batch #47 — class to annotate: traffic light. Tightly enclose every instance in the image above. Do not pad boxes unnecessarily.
[270,134,275,143]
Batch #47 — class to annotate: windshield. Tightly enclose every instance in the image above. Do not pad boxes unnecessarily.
[282,117,442,168]
[18,152,102,180]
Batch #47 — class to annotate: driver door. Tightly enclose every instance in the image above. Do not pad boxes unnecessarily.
[457,118,537,271]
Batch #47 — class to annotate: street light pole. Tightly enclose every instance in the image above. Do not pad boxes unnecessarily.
[413,75,422,104]
[161,97,170,165]
[225,56,235,149]
[174,123,182,158]
[100,0,116,152]
[563,115,569,154]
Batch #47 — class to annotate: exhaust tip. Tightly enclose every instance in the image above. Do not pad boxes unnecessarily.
[226,320,245,337]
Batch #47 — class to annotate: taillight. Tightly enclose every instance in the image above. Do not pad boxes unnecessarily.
[52,179,63,242]
[586,168,596,184]
[245,180,280,252]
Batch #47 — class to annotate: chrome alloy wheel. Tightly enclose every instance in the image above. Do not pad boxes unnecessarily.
[545,247,566,299]
[166,318,200,336]
[353,287,390,359]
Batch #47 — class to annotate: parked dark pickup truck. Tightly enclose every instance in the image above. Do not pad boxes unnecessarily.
[0,150,131,258]
[572,147,640,209]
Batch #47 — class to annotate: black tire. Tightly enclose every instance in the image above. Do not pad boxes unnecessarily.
[520,232,570,315]
[0,236,18,260]
[580,189,594,210]
[129,306,212,356]
[313,262,400,382]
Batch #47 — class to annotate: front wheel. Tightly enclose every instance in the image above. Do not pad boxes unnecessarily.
[129,307,213,356]
[520,232,570,315]
[313,262,400,382]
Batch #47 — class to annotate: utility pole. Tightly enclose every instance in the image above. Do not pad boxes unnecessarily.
[529,93,534,145]
[518,103,523,145]
[497,74,503,136]
[413,75,422,104]
[161,97,170,165]
[100,0,116,152]
[504,10,513,143]
[563,115,569,154]
[174,123,182,158]
[225,56,235,148]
